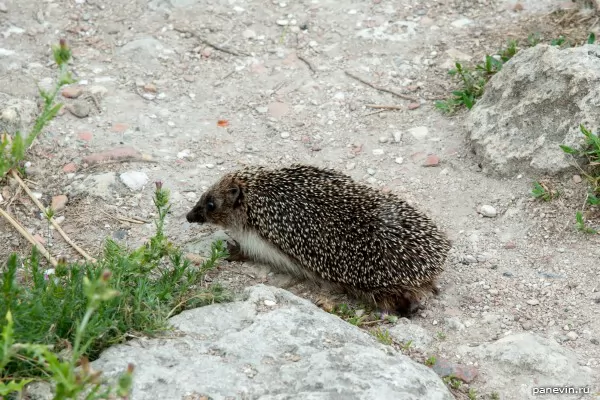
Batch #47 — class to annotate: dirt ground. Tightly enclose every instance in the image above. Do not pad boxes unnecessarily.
[1,0,599,397]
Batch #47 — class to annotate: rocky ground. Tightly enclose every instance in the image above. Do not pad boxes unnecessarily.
[1,0,600,398]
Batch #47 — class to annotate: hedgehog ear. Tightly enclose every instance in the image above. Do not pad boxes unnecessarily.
[228,184,243,208]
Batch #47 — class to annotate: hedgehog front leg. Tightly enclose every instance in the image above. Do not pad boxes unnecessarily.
[225,239,250,262]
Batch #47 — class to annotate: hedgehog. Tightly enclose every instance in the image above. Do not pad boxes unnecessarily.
[185,164,451,316]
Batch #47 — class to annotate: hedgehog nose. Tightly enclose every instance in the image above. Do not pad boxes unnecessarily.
[186,209,205,223]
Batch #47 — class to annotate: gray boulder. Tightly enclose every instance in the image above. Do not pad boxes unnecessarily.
[91,285,454,400]
[458,332,596,400]
[466,44,600,178]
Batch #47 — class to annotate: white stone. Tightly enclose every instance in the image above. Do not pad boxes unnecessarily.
[480,205,497,217]
[120,171,149,191]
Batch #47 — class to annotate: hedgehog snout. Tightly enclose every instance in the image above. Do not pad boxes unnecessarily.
[186,206,206,224]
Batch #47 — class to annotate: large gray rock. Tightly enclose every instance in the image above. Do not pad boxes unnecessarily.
[91,285,454,400]
[0,94,37,135]
[458,332,596,400]
[466,44,600,178]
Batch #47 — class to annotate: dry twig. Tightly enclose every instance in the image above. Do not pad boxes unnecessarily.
[365,104,403,110]
[0,207,58,267]
[296,53,316,73]
[10,170,97,263]
[174,27,250,57]
[345,71,419,102]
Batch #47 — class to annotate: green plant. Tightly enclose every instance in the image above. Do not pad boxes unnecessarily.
[0,39,74,179]
[436,33,596,114]
[437,331,446,340]
[468,388,478,399]
[425,356,436,366]
[443,375,462,390]
[1,182,230,387]
[372,327,393,345]
[0,273,134,399]
[491,391,500,400]
[575,211,597,234]
[435,62,486,112]
[400,340,413,351]
[560,124,600,232]
[531,181,558,201]
[588,32,596,44]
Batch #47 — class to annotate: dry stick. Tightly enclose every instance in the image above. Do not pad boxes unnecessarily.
[296,53,316,73]
[174,27,249,57]
[99,209,147,225]
[0,207,58,267]
[10,170,97,263]
[344,71,419,102]
[365,104,403,110]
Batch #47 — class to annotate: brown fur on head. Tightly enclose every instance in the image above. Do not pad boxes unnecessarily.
[185,174,248,230]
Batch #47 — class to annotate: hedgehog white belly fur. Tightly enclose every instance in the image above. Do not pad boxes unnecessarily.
[185,164,451,315]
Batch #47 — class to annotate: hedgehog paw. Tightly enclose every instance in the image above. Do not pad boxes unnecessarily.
[394,296,422,319]
[225,240,249,262]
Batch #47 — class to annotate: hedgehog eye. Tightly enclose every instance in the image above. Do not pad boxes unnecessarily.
[206,201,215,212]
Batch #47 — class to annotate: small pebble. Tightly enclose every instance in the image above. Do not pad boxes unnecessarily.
[379,136,388,143]
[0,2,7,13]
[526,299,539,306]
[423,155,439,167]
[573,175,582,184]
[280,132,290,139]
[480,205,497,218]
[264,299,277,307]
[372,149,384,156]
[566,331,578,341]
[394,157,403,164]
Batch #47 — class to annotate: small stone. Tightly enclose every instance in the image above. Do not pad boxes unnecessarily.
[423,155,440,167]
[504,241,516,249]
[54,216,65,224]
[408,126,428,140]
[379,136,388,143]
[526,299,539,306]
[67,101,90,118]
[521,322,532,330]
[451,18,472,28]
[185,253,205,265]
[63,163,77,173]
[367,168,375,175]
[372,149,384,156]
[0,2,8,13]
[480,205,497,217]
[408,103,420,110]
[143,83,157,93]
[394,157,403,164]
[83,147,146,165]
[489,289,499,296]
[566,331,578,341]
[120,171,149,191]
[393,132,402,142]
[264,299,277,307]
[267,102,290,118]
[177,149,192,159]
[431,357,478,383]
[243,29,257,39]
[111,123,129,133]
[33,234,45,245]
[280,132,290,139]
[62,86,83,99]
[346,162,356,170]
[51,195,68,212]
[573,175,582,184]
[462,255,477,264]
[276,19,289,26]
[78,131,93,142]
